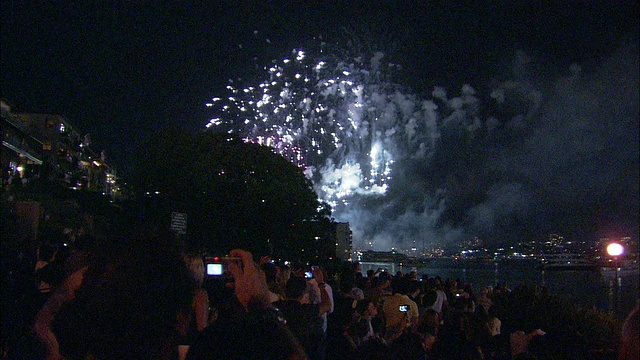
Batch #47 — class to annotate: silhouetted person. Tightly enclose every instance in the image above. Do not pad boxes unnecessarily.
[34,227,196,360]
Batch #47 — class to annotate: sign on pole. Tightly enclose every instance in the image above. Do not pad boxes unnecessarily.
[171,212,187,235]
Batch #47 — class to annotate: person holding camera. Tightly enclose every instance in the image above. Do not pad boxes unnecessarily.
[381,278,419,343]
[272,266,332,360]
[187,249,307,360]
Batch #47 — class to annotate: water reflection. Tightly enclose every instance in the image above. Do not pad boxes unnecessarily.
[605,267,625,316]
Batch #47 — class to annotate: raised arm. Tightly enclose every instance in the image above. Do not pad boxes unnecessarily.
[228,249,270,311]
[312,267,332,316]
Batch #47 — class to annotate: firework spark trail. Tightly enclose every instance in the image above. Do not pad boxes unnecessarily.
[207,46,483,204]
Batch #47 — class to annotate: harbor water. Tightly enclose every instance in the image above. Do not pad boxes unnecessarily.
[359,258,639,319]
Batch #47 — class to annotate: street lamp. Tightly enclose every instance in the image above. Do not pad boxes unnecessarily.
[607,242,624,283]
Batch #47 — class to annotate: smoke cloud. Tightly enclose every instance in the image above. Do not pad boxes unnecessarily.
[207,34,638,251]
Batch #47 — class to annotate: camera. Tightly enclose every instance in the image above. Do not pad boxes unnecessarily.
[305,265,320,279]
[205,256,241,276]
[398,305,409,313]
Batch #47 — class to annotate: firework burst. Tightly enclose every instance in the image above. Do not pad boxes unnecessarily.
[206,43,482,212]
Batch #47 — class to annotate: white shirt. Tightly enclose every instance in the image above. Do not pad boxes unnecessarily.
[322,283,334,332]
[308,278,334,332]
[432,289,447,314]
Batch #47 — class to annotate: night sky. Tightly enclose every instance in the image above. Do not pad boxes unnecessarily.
[2,2,638,248]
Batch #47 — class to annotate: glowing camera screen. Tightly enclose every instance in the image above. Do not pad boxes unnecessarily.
[206,263,224,276]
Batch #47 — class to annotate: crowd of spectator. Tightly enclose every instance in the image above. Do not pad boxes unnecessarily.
[1,218,638,360]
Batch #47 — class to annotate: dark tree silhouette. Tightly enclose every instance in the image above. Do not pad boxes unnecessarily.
[132,127,332,260]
